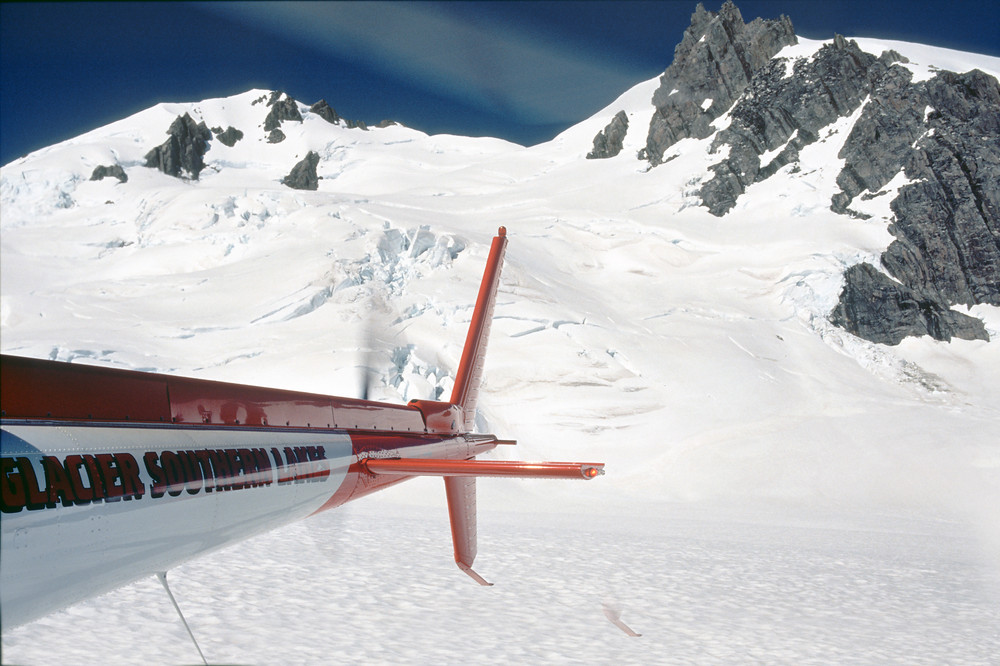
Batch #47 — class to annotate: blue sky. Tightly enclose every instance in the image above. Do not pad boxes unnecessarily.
[2,1,998,165]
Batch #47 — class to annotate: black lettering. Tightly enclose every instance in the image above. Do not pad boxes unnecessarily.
[81,455,105,502]
[41,456,76,507]
[210,450,232,491]
[144,451,166,498]
[177,451,202,495]
[310,446,331,480]
[1,457,26,513]
[279,447,298,484]
[237,449,256,487]
[225,449,244,489]
[64,455,95,504]
[17,457,51,509]
[117,453,145,500]
[253,449,273,486]
[160,451,185,497]
[194,450,216,493]
[94,454,124,501]
[293,447,311,483]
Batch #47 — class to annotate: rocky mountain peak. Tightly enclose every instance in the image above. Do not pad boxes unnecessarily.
[642,1,796,164]
[144,112,212,179]
[619,2,998,346]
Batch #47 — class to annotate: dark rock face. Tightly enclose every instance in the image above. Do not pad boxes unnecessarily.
[642,1,796,165]
[699,35,889,216]
[830,264,988,344]
[587,110,629,159]
[90,164,128,183]
[282,151,320,190]
[212,126,244,147]
[263,93,303,132]
[310,99,341,124]
[267,128,286,144]
[310,100,369,130]
[144,113,212,179]
[839,70,1000,303]
[831,69,1000,343]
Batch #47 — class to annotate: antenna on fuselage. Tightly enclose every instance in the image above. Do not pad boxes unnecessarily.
[156,571,208,665]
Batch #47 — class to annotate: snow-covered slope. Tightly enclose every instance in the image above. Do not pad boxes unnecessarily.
[2,32,999,664]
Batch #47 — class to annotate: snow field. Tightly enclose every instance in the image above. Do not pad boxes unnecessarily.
[3,500,998,664]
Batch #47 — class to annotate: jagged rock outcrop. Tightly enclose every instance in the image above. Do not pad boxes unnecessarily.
[267,129,286,144]
[310,99,341,124]
[263,92,303,132]
[281,151,320,190]
[144,113,212,179]
[830,264,988,344]
[89,164,127,183]
[642,1,796,164]
[212,126,244,147]
[587,110,629,159]
[836,70,1000,304]
[699,35,894,216]
[830,68,1000,343]
[310,100,369,130]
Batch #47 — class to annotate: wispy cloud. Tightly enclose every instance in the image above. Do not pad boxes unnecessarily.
[203,1,644,125]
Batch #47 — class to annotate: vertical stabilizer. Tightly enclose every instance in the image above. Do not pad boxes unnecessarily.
[450,227,507,433]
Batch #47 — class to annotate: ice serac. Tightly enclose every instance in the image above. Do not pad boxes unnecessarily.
[642,1,796,165]
[144,113,212,179]
[281,151,320,190]
[832,69,1000,340]
[587,110,629,159]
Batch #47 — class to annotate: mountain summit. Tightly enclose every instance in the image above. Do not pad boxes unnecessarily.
[588,1,999,345]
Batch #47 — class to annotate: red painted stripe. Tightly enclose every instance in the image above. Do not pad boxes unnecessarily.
[1,355,427,433]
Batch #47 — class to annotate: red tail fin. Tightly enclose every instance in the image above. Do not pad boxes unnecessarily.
[450,227,507,433]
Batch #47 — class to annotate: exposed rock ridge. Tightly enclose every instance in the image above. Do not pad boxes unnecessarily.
[144,113,212,179]
[831,68,1000,343]
[282,151,320,190]
[699,35,890,216]
[310,100,369,130]
[587,110,629,159]
[90,164,128,183]
[830,264,987,344]
[263,92,303,143]
[641,1,796,164]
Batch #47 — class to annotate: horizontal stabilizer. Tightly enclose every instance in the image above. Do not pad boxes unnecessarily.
[361,458,605,479]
